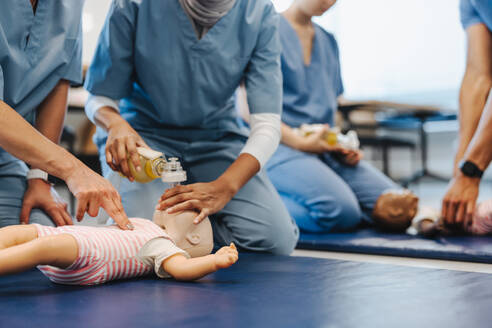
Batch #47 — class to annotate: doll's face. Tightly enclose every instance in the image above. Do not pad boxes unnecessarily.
[372,189,419,232]
[297,0,337,17]
[153,210,213,258]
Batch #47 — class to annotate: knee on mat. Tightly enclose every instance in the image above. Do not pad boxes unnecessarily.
[314,200,362,232]
[245,220,299,256]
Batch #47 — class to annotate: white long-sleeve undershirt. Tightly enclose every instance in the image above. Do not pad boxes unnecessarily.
[85,94,280,169]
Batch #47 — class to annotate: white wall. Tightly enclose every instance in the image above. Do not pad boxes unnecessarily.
[82,0,113,65]
[272,0,466,109]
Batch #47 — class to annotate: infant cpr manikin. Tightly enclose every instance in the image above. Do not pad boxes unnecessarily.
[153,210,214,258]
[294,124,360,150]
[372,189,419,232]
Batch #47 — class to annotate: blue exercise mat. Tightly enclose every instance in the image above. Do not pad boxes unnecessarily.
[297,228,492,263]
[1,254,492,328]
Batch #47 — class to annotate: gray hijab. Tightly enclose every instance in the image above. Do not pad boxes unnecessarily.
[180,0,236,29]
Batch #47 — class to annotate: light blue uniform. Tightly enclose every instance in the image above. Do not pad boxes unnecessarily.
[460,0,492,30]
[85,0,298,255]
[266,17,398,233]
[0,1,84,227]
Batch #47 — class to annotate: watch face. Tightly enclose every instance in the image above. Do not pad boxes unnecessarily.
[460,161,482,178]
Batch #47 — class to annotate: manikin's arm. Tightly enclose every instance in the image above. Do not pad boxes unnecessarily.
[162,243,238,281]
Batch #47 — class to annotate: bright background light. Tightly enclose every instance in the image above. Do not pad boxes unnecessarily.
[272,0,465,109]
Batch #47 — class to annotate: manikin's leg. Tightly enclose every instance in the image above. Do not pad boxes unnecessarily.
[0,225,38,249]
[0,225,78,276]
[162,243,238,281]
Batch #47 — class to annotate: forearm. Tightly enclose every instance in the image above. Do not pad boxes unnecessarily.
[462,93,492,171]
[163,254,218,281]
[455,74,492,169]
[32,80,70,171]
[0,101,80,180]
[455,24,492,172]
[36,80,69,143]
[280,123,303,149]
[94,106,127,132]
[217,153,260,195]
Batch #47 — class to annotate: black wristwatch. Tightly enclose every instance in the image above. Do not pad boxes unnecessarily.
[459,160,484,178]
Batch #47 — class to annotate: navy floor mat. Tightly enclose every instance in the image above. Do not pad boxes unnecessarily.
[1,254,492,328]
[297,228,492,263]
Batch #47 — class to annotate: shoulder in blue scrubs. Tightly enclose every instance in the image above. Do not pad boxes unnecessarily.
[85,0,298,255]
[86,0,281,134]
[460,0,492,30]
[0,0,83,227]
[266,15,398,233]
[279,16,343,128]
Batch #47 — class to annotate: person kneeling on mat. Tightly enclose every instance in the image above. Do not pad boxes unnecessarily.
[0,211,238,285]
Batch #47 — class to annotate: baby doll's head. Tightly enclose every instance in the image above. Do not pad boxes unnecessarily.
[372,189,419,232]
[153,210,214,257]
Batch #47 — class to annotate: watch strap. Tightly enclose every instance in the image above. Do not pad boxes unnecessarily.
[26,169,49,181]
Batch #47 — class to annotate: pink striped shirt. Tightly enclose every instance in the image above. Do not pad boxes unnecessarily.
[35,218,175,285]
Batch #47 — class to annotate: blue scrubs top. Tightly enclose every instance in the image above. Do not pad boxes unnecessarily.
[0,1,84,173]
[460,0,492,30]
[85,0,282,141]
[279,16,343,128]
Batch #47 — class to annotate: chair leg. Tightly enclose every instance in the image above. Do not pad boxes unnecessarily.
[382,145,389,176]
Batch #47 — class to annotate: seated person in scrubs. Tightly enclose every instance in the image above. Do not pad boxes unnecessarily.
[253,0,411,233]
[84,0,299,254]
[442,0,492,230]
[0,0,131,230]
